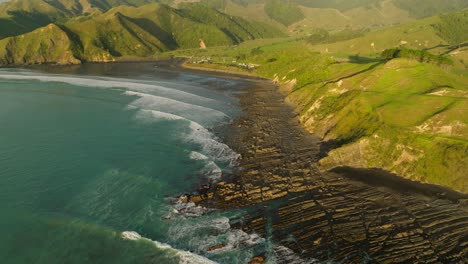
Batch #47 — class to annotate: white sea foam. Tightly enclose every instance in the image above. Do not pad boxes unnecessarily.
[171,195,213,218]
[135,109,239,166]
[189,152,223,181]
[125,91,229,125]
[201,161,223,181]
[168,217,265,255]
[0,72,219,107]
[0,71,237,165]
[99,76,231,103]
[121,231,217,264]
[0,71,232,126]
[190,151,209,161]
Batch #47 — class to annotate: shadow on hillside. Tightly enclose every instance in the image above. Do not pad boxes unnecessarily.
[322,60,384,86]
[442,42,468,54]
[127,17,178,50]
[330,166,468,201]
[347,55,382,64]
[319,139,339,159]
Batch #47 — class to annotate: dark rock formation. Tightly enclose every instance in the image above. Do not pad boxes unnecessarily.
[192,80,468,263]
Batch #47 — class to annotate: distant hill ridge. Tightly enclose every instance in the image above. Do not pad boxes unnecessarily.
[0,0,467,64]
[0,1,283,64]
[189,0,468,30]
[1,0,467,39]
[0,0,169,39]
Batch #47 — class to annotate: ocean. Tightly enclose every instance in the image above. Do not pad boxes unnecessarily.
[0,63,264,263]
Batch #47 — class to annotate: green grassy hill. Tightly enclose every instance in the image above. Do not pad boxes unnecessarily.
[1,0,465,43]
[169,16,468,192]
[0,23,80,64]
[190,0,468,33]
[0,2,283,64]
[0,0,165,39]
[287,57,468,192]
[307,16,446,54]
[305,10,468,72]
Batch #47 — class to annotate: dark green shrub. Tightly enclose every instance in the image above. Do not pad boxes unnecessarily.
[381,48,453,66]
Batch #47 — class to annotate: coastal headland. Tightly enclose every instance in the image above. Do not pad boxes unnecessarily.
[180,60,468,263]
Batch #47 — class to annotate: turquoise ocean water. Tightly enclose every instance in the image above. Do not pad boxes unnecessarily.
[0,64,265,263]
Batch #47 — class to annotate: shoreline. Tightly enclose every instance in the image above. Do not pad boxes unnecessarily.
[2,62,467,261]
[182,61,468,262]
[2,58,465,198]
[178,58,468,199]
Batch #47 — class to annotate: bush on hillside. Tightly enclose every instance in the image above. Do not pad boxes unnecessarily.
[381,48,453,66]
[250,47,264,55]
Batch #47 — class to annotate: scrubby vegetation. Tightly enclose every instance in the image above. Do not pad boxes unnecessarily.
[393,0,468,18]
[0,24,80,64]
[305,29,367,45]
[381,48,453,66]
[264,0,304,26]
[0,2,283,64]
[295,0,381,11]
[176,4,284,43]
[433,11,468,48]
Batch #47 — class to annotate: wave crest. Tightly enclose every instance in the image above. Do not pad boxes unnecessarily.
[121,231,217,264]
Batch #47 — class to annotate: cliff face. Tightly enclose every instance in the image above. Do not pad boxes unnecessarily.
[284,58,468,193]
[0,24,81,65]
[216,39,466,193]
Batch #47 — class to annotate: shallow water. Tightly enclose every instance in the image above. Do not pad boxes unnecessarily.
[0,63,263,263]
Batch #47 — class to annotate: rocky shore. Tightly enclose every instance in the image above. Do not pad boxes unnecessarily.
[190,78,468,263]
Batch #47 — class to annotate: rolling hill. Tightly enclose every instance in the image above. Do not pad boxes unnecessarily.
[0,2,283,64]
[305,10,468,71]
[188,0,468,33]
[0,0,166,39]
[3,0,464,41]
[166,10,468,192]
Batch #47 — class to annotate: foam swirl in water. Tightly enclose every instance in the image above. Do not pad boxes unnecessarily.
[122,231,217,264]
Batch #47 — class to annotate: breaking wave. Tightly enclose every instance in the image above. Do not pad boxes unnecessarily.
[134,109,239,168]
[122,231,217,264]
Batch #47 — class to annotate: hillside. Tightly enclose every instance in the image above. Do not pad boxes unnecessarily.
[0,23,80,64]
[1,0,466,41]
[0,0,168,39]
[168,12,468,192]
[1,0,466,59]
[0,2,283,64]
[305,10,468,72]
[188,0,468,33]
